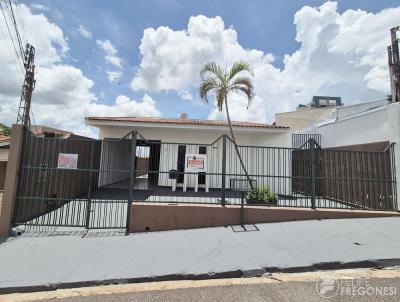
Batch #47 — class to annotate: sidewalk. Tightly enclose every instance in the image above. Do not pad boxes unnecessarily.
[1,217,400,293]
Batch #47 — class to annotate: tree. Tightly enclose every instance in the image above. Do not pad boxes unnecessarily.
[0,123,11,136]
[199,61,255,190]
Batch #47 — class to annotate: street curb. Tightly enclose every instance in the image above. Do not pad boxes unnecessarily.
[1,258,400,295]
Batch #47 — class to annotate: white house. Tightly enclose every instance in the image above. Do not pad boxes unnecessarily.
[86,116,291,195]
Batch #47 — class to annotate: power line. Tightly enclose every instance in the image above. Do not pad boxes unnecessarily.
[30,106,36,126]
[13,0,27,44]
[7,0,24,58]
[0,0,24,72]
[0,22,24,77]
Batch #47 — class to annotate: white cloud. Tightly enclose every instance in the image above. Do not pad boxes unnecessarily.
[30,3,49,11]
[131,2,399,123]
[86,94,161,117]
[96,39,123,69]
[106,70,122,82]
[77,25,92,39]
[0,4,160,137]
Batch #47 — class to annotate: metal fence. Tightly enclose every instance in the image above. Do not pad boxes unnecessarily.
[130,132,396,211]
[12,128,398,231]
[292,133,322,148]
[13,129,130,229]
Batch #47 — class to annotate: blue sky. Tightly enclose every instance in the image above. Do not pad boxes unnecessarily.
[1,1,399,135]
[21,0,400,119]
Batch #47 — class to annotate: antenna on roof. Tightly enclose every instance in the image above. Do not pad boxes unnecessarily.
[179,112,188,119]
[388,26,400,102]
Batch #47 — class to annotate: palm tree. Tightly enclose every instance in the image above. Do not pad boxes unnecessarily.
[199,61,255,190]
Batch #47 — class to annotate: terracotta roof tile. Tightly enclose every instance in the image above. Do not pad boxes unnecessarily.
[86,117,289,129]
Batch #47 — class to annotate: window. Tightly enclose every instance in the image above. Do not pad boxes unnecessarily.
[198,146,206,185]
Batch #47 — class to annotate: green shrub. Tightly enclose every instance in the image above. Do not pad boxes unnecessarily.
[268,192,278,203]
[246,185,278,204]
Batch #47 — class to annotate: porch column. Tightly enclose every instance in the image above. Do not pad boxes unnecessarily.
[0,125,24,236]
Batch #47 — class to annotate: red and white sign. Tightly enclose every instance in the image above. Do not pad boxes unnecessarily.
[185,154,207,172]
[57,153,78,169]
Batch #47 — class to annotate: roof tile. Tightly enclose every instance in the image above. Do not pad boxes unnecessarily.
[86,117,289,129]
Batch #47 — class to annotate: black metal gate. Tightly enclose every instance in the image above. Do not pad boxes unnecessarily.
[12,128,132,230]
[12,128,398,232]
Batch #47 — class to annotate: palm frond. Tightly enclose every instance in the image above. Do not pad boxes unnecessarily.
[199,77,219,104]
[215,87,227,111]
[200,61,225,81]
[228,60,254,80]
[229,76,254,90]
[230,84,255,108]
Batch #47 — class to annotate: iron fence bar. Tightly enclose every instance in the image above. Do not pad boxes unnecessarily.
[310,139,316,209]
[210,135,224,146]
[240,191,245,227]
[221,134,227,205]
[85,140,95,229]
[390,144,398,210]
[126,131,137,230]
[19,166,130,173]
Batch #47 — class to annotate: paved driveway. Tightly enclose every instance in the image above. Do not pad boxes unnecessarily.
[0,217,400,293]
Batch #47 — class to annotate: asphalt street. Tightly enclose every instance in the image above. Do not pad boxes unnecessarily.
[3,276,399,302]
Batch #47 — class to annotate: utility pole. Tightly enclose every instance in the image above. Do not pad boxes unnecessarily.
[388,26,400,102]
[16,43,35,126]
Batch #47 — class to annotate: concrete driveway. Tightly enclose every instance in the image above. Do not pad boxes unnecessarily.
[0,217,400,293]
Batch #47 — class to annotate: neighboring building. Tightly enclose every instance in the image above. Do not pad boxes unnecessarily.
[298,99,400,210]
[0,134,10,192]
[0,125,81,192]
[29,125,76,139]
[275,96,342,131]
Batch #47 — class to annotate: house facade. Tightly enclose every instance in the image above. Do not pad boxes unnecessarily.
[86,117,291,194]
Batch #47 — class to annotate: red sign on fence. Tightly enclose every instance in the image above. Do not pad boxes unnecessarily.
[57,153,78,169]
[185,154,207,172]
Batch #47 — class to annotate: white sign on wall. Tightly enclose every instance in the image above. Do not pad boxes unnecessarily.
[185,154,207,172]
[57,153,78,169]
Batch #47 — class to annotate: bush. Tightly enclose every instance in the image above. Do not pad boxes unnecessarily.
[246,185,278,204]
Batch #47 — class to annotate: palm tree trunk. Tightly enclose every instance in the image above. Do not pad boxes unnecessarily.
[224,96,254,190]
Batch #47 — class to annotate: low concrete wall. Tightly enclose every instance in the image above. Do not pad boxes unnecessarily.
[129,203,400,233]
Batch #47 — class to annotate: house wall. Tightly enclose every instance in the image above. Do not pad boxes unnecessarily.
[98,139,131,187]
[308,102,400,209]
[98,126,290,147]
[0,162,6,191]
[97,126,291,195]
[0,149,8,191]
[0,149,8,161]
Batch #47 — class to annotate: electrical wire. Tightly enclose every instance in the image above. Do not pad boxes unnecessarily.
[0,21,24,78]
[7,0,24,59]
[30,106,36,126]
[0,0,24,72]
[13,0,26,44]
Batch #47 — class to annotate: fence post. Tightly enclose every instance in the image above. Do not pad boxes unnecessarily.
[126,131,137,231]
[310,139,316,209]
[0,125,24,236]
[85,140,95,229]
[221,135,227,205]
